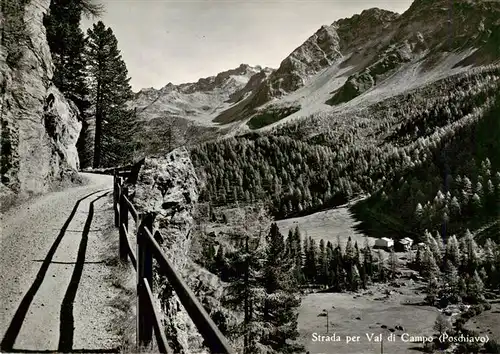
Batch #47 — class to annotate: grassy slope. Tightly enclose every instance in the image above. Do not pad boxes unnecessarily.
[275,205,377,249]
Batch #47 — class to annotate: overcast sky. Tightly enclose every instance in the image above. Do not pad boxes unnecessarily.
[81,0,413,91]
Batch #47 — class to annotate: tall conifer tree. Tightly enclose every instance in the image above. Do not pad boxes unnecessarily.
[261,223,303,353]
[44,0,103,168]
[86,21,139,167]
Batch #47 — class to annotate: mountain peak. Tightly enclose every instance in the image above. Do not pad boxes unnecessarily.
[335,7,400,25]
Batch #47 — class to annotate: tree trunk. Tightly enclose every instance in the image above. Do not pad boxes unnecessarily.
[93,82,102,168]
[243,236,249,354]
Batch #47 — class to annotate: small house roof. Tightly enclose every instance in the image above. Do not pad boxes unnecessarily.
[381,237,393,242]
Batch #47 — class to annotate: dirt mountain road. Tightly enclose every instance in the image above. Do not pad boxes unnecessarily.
[0,173,121,353]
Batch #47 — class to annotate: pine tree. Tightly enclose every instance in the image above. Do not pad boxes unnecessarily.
[292,226,305,284]
[436,231,445,257]
[285,229,294,259]
[467,271,485,303]
[461,230,479,275]
[426,231,441,264]
[317,239,328,286]
[362,237,373,287]
[326,241,336,286]
[425,276,440,305]
[354,241,361,267]
[415,244,424,268]
[433,314,451,335]
[86,21,139,167]
[304,236,318,283]
[44,0,103,168]
[351,265,361,291]
[458,277,467,299]
[44,0,102,109]
[331,245,344,290]
[222,236,264,353]
[483,239,496,273]
[471,193,482,215]
[422,247,440,280]
[450,196,461,216]
[479,267,488,284]
[443,260,460,303]
[344,236,355,265]
[261,223,303,353]
[445,235,461,267]
[389,250,399,279]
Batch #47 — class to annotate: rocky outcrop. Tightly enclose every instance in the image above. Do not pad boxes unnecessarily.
[212,25,343,124]
[227,67,274,104]
[76,116,95,169]
[328,0,500,104]
[254,25,342,102]
[1,0,81,209]
[132,147,205,352]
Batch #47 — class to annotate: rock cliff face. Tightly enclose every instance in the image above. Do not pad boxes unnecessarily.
[1,0,81,208]
[132,147,206,352]
[212,25,343,123]
[254,24,343,101]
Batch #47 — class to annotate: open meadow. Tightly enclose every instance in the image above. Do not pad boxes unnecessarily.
[298,281,439,354]
[275,206,378,249]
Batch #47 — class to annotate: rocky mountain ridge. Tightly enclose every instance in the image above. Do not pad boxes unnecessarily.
[130,64,273,126]
[130,0,500,135]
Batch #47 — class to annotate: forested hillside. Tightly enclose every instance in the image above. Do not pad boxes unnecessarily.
[191,66,500,244]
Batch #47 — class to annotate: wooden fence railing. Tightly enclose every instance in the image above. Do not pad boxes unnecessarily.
[83,158,144,182]
[113,170,234,354]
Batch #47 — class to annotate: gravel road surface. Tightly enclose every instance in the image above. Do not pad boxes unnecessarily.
[0,173,120,353]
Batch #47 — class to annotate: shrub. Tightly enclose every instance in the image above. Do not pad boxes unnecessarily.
[423,341,435,353]
[469,305,483,316]
[454,317,465,330]
[484,339,500,354]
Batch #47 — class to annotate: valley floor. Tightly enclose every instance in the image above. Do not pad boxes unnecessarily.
[297,280,438,354]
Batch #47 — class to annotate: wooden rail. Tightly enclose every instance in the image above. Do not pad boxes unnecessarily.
[83,159,143,177]
[113,170,234,354]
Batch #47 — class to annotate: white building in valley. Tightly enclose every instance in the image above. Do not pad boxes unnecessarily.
[374,237,394,249]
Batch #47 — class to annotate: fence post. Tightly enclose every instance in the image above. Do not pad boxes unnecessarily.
[114,170,119,228]
[137,213,154,349]
[119,185,129,262]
